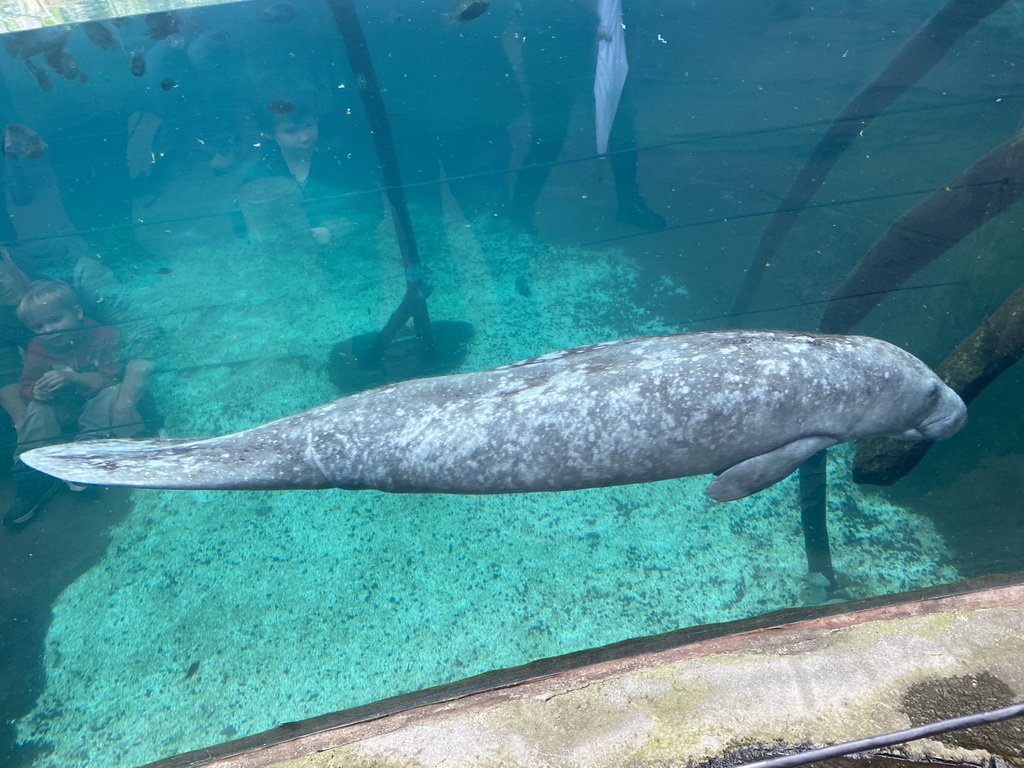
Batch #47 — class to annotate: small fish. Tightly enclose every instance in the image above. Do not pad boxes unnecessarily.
[2,27,69,61]
[446,0,490,24]
[4,123,48,159]
[160,78,178,91]
[43,41,83,81]
[515,275,531,298]
[184,660,200,679]
[157,267,173,275]
[82,21,119,51]
[25,59,51,91]
[130,46,146,77]
[145,11,180,40]
[259,2,297,24]
[267,99,294,115]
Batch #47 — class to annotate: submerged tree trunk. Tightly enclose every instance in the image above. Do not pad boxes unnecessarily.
[819,130,1024,334]
[732,0,1009,318]
[854,282,1024,485]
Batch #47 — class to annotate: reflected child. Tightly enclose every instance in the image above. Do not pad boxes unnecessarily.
[4,280,137,529]
[245,97,345,244]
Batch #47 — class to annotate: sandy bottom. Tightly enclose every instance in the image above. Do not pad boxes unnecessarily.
[14,202,958,767]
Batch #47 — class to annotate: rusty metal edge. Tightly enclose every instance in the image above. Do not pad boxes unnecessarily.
[141,572,1024,768]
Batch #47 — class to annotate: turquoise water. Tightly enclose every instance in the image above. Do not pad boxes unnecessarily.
[0,0,1021,765]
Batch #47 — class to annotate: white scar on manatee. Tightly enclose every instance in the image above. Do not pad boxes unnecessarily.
[21,330,966,502]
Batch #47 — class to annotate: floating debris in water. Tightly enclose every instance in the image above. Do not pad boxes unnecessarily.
[259,2,297,24]
[268,99,294,115]
[130,46,146,77]
[446,0,490,24]
[160,78,178,91]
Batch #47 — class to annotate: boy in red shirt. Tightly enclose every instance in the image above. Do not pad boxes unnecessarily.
[5,280,131,528]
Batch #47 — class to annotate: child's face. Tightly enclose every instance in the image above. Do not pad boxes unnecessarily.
[27,303,85,351]
[274,117,318,152]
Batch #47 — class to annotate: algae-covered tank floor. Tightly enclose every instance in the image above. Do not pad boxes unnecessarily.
[13,216,959,767]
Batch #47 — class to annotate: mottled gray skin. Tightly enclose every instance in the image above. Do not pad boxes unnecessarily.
[22,331,966,501]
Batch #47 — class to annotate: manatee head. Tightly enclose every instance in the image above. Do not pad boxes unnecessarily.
[898,377,966,441]
[839,336,966,443]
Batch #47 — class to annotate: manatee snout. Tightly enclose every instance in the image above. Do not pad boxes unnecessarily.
[904,381,966,441]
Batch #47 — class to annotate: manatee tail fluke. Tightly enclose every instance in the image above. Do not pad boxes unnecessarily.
[22,438,214,488]
[20,432,331,491]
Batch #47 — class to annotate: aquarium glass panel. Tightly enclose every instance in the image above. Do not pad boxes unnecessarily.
[0,0,1021,765]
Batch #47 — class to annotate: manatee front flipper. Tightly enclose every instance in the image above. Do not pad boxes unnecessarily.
[705,436,838,502]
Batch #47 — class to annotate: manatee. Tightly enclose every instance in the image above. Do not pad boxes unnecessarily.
[20,331,966,502]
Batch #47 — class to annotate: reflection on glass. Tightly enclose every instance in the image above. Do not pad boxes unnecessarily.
[0,0,1020,765]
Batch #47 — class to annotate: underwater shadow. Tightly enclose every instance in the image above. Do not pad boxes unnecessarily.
[0,453,134,768]
[328,320,475,395]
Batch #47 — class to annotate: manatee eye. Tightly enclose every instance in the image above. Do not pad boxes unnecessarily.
[928,382,940,398]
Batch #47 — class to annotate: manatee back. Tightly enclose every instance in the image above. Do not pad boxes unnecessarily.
[308,331,946,494]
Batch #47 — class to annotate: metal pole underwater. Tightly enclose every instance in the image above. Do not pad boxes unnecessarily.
[798,449,836,592]
[325,0,434,361]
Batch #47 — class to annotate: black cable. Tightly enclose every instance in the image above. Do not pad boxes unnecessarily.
[6,92,1017,249]
[679,281,967,327]
[734,701,1024,768]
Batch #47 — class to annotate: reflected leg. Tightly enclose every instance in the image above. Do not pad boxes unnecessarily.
[608,84,665,230]
[510,89,574,230]
[6,400,63,528]
[16,400,63,454]
[78,385,140,439]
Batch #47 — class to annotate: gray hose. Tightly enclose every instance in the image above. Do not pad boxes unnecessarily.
[735,701,1024,768]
